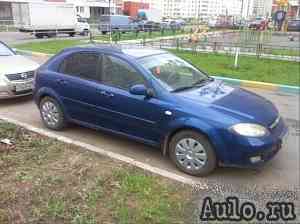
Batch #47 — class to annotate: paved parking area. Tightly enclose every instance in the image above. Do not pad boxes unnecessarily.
[0,32,85,45]
[0,55,299,196]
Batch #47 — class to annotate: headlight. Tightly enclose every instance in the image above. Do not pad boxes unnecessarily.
[0,76,7,86]
[230,123,269,137]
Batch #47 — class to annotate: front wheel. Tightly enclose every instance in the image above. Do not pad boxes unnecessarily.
[39,97,66,130]
[169,130,217,176]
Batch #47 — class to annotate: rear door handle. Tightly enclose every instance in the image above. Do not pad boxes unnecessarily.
[98,90,114,98]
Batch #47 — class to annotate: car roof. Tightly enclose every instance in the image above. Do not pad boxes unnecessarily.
[64,45,167,59]
[122,48,167,59]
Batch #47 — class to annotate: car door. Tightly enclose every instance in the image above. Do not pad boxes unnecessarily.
[54,51,114,127]
[95,54,169,144]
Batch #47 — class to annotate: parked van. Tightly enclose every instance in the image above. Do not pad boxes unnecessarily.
[98,15,138,34]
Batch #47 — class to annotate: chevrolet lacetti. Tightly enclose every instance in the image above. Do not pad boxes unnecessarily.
[34,46,288,176]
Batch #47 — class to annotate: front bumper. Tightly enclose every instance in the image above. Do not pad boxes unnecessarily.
[0,79,34,99]
[220,117,288,168]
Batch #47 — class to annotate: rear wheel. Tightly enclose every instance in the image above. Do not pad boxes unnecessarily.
[39,97,66,130]
[169,130,217,176]
[35,33,44,39]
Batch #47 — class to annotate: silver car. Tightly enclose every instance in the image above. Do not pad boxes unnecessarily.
[0,41,39,99]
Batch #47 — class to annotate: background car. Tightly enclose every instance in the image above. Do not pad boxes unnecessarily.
[249,17,265,29]
[0,41,39,99]
[98,15,139,34]
[138,20,161,32]
[287,19,300,32]
[34,46,287,176]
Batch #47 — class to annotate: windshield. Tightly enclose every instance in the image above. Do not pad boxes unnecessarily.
[100,16,109,22]
[0,42,14,56]
[139,53,211,92]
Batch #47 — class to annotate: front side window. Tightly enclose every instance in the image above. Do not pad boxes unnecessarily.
[102,55,146,90]
[0,42,15,56]
[139,53,210,92]
[59,53,99,81]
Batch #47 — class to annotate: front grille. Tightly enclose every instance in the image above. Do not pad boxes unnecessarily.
[14,89,33,96]
[5,71,34,81]
[269,116,281,130]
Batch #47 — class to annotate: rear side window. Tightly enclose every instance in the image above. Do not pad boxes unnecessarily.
[59,52,100,81]
[102,55,146,90]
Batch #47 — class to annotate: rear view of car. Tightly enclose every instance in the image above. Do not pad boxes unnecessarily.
[288,19,300,32]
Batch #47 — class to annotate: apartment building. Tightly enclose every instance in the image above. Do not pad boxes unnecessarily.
[129,0,254,20]
[252,0,273,17]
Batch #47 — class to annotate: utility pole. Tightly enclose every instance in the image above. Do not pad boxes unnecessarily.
[109,0,112,44]
[240,0,244,29]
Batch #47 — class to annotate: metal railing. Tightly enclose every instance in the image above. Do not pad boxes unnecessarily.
[111,34,300,62]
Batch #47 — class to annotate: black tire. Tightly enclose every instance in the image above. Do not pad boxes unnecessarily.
[46,33,56,38]
[82,30,89,36]
[39,97,66,131]
[69,32,75,37]
[169,130,217,176]
[35,33,44,39]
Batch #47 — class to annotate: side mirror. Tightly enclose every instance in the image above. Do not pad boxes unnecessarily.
[129,84,153,97]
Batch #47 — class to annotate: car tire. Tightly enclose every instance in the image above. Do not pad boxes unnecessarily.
[169,130,217,176]
[39,97,66,131]
[35,33,44,39]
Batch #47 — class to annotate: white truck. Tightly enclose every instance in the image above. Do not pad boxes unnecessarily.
[12,2,90,38]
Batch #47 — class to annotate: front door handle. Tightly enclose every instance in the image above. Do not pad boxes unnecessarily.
[56,79,68,85]
[99,90,114,98]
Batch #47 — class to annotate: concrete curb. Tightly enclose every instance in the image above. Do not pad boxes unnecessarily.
[0,115,207,188]
[16,49,299,95]
[212,76,300,95]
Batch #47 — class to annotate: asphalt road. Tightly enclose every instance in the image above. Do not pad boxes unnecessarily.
[0,55,299,196]
[0,32,86,45]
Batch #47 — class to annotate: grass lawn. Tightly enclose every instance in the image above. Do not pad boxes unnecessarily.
[172,50,300,87]
[0,121,191,224]
[95,29,189,42]
[15,30,189,54]
[15,39,85,54]
[15,40,300,86]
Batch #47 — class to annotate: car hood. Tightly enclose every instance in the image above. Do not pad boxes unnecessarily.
[177,80,278,126]
[0,55,39,75]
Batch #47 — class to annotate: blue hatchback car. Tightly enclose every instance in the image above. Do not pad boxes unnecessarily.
[34,46,288,176]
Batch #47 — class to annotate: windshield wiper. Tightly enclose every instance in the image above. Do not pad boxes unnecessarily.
[192,78,213,87]
[172,85,195,92]
[172,78,213,93]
